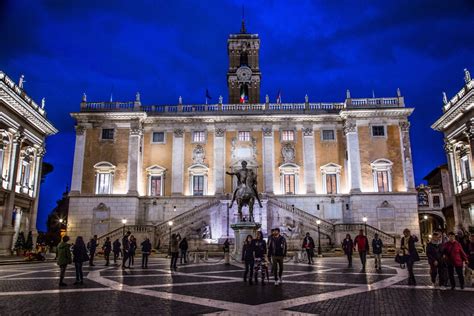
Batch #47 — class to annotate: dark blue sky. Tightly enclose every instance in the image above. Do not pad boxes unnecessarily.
[1,0,473,231]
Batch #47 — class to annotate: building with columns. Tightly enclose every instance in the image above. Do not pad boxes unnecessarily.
[0,71,58,255]
[68,24,419,249]
[432,69,474,232]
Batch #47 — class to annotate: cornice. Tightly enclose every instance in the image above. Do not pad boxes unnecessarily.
[71,112,147,121]
[340,108,414,119]
[432,88,474,131]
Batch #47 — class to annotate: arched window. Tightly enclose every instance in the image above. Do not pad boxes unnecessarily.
[146,165,166,196]
[371,159,393,192]
[94,162,115,194]
[279,163,300,194]
[320,163,342,194]
[418,191,429,206]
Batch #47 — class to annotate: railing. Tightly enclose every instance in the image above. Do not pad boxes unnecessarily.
[335,223,396,245]
[83,101,135,111]
[97,225,155,246]
[349,98,400,107]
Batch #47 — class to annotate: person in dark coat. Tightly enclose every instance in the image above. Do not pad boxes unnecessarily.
[102,237,112,266]
[372,233,383,271]
[354,229,369,272]
[467,234,474,287]
[141,237,152,268]
[268,228,287,286]
[72,236,89,285]
[122,231,131,269]
[242,235,255,285]
[342,234,353,268]
[302,232,315,264]
[426,232,447,287]
[179,237,188,264]
[401,228,420,286]
[253,231,267,285]
[127,235,137,267]
[56,236,72,287]
[443,231,468,289]
[170,233,181,271]
[112,239,121,264]
[87,235,98,266]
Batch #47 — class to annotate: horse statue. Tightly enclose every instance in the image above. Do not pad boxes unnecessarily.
[226,161,262,222]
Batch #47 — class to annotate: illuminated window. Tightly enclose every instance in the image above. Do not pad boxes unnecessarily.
[279,163,300,195]
[320,163,341,194]
[238,131,251,142]
[192,131,206,143]
[282,130,295,142]
[146,165,166,196]
[94,162,115,194]
[371,159,393,192]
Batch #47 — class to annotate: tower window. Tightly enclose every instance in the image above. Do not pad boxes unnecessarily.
[240,52,248,66]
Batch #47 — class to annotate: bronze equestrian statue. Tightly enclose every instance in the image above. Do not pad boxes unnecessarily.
[226,161,262,222]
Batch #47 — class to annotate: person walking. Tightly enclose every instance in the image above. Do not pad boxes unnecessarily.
[268,228,287,286]
[112,239,121,264]
[127,235,137,267]
[57,236,72,287]
[141,237,152,268]
[467,234,474,287]
[372,233,383,271]
[302,232,315,264]
[179,237,188,264]
[72,236,89,285]
[253,231,267,285]
[102,237,111,266]
[122,231,131,269]
[170,233,181,271]
[426,232,447,287]
[401,228,420,286]
[242,235,255,285]
[354,229,369,272]
[87,235,98,266]
[443,231,468,289]
[342,234,354,268]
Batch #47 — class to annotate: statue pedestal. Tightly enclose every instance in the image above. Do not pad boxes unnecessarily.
[230,222,261,259]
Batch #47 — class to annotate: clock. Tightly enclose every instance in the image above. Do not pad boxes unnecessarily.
[236,66,252,83]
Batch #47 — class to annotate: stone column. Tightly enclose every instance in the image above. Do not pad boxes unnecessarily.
[172,129,185,195]
[262,127,275,194]
[214,128,226,195]
[29,146,45,240]
[302,127,316,193]
[127,124,142,195]
[344,121,362,192]
[444,141,461,225]
[399,120,415,191]
[3,130,23,228]
[70,125,86,194]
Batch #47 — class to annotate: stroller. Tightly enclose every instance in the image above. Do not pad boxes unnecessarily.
[254,257,270,285]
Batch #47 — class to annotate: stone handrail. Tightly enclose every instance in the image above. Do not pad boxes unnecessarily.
[96,225,155,246]
[350,98,400,106]
[335,223,396,245]
[83,101,135,111]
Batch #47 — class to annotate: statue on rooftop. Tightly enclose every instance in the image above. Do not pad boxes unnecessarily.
[219,95,223,104]
[41,98,45,109]
[305,94,309,103]
[442,92,448,105]
[178,96,182,105]
[18,75,25,89]
[265,94,269,104]
[464,68,471,83]
[82,93,87,102]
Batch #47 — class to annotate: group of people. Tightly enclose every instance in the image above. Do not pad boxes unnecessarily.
[119,231,152,269]
[241,228,287,286]
[342,229,384,272]
[168,233,189,270]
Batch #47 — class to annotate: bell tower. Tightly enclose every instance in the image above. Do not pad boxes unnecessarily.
[227,19,261,104]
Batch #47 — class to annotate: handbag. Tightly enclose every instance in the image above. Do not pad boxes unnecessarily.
[395,253,406,268]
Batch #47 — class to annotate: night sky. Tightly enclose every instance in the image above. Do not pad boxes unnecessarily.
[1,1,473,232]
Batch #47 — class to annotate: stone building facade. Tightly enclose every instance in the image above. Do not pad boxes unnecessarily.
[432,69,474,232]
[0,71,57,254]
[68,25,419,249]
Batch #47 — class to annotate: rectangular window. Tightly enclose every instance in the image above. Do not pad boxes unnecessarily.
[96,173,112,194]
[433,195,440,207]
[0,149,4,178]
[282,130,295,141]
[284,174,295,194]
[322,130,335,141]
[326,174,337,194]
[193,131,205,143]
[152,132,165,143]
[101,128,114,140]
[20,161,30,187]
[461,156,471,181]
[238,131,251,142]
[371,126,385,137]
[376,171,389,192]
[150,175,162,196]
[193,175,204,196]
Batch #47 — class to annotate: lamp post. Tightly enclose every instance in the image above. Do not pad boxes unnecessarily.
[316,219,322,256]
[121,218,127,236]
[173,205,177,212]
[168,221,173,256]
[362,216,368,236]
[226,202,230,237]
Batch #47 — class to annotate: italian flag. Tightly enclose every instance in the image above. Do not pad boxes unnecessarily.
[240,86,247,103]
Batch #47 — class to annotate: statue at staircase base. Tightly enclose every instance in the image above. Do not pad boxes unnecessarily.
[231,221,261,258]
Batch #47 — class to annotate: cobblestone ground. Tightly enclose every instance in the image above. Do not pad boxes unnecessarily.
[0,256,472,315]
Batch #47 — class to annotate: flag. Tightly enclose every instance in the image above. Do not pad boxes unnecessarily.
[206,89,212,100]
[240,85,248,104]
[276,90,282,104]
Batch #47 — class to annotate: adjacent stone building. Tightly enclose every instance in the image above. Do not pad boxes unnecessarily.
[68,24,419,249]
[0,71,58,254]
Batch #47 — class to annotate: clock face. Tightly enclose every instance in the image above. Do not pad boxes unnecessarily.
[236,66,252,83]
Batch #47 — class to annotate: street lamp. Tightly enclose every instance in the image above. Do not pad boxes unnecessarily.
[423,215,428,220]
[316,219,322,256]
[362,216,368,236]
[168,221,173,256]
[122,218,127,236]
[173,205,177,212]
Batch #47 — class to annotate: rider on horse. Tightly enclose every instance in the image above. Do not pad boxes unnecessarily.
[226,161,263,208]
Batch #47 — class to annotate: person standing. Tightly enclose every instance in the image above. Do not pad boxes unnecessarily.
[302,232,315,264]
[242,235,255,285]
[102,237,112,266]
[170,233,181,271]
[342,234,354,268]
[179,237,188,264]
[426,232,447,287]
[127,235,137,267]
[253,231,267,285]
[223,238,230,265]
[268,228,287,286]
[372,233,383,271]
[72,236,89,285]
[401,228,420,286]
[57,236,72,287]
[443,231,468,289]
[354,229,369,272]
[141,237,152,269]
[122,231,131,269]
[112,239,121,264]
[87,235,98,266]
[467,234,474,287]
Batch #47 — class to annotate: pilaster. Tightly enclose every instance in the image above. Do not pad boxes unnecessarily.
[344,121,362,192]
[172,129,185,195]
[302,127,316,193]
[127,124,142,195]
[70,125,86,194]
[399,120,415,191]
[214,128,226,195]
[262,127,274,194]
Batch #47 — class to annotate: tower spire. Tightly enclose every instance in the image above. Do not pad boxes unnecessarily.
[240,5,246,33]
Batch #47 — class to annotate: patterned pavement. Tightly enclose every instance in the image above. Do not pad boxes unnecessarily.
[0,256,472,315]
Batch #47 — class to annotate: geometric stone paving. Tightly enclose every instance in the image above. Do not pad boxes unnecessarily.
[0,256,472,315]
